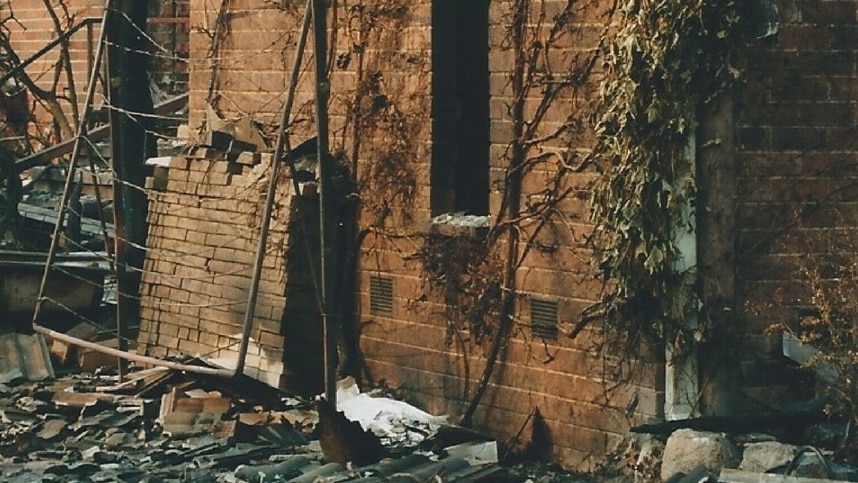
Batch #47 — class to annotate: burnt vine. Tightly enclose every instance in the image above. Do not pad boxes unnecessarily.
[338,1,418,224]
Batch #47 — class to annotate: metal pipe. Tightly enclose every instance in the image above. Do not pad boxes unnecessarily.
[33,325,235,377]
[234,0,313,376]
[311,0,336,406]
[32,0,113,327]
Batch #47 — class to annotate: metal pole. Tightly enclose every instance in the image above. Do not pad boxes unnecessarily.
[33,325,235,377]
[234,0,313,377]
[32,0,113,326]
[311,0,337,407]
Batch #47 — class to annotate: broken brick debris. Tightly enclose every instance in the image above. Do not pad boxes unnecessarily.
[0,366,506,482]
[49,322,100,366]
[75,337,121,373]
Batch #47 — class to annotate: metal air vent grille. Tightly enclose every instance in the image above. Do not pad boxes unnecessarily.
[530,298,559,341]
[369,275,394,315]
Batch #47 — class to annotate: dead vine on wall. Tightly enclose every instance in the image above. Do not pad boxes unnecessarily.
[415,233,503,346]
[337,1,418,225]
[0,0,79,147]
[0,0,84,248]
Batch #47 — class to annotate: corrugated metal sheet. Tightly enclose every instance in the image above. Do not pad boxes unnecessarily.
[0,333,54,383]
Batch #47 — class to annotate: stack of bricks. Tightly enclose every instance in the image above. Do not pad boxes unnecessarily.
[137,148,298,388]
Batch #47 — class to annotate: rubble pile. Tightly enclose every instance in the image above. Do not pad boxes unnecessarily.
[0,364,508,482]
[612,428,858,483]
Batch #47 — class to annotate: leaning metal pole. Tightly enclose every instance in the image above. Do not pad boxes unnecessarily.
[234,0,313,377]
[32,0,113,326]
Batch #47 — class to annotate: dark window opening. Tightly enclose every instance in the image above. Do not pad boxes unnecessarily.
[530,298,559,341]
[431,0,490,216]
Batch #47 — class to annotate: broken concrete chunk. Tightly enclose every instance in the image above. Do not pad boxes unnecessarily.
[235,151,260,166]
[204,105,265,151]
[444,440,499,466]
[739,441,797,473]
[661,429,740,482]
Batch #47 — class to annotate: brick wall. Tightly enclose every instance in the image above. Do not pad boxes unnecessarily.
[4,0,101,137]
[148,0,858,472]
[138,151,323,390]
[734,0,858,407]
[355,1,658,469]
[178,0,653,470]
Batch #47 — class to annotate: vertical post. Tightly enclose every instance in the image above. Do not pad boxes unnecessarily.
[311,0,337,407]
[86,20,94,89]
[697,93,737,416]
[235,0,313,379]
[106,0,156,378]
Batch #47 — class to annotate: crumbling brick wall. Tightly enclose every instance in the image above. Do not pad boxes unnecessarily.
[138,151,322,389]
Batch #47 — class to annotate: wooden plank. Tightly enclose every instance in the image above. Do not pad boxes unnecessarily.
[719,469,851,483]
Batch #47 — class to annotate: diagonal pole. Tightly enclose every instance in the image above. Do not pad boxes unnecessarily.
[32,0,113,326]
[235,0,313,378]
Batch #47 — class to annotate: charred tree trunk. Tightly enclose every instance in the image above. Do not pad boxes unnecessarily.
[106,0,155,352]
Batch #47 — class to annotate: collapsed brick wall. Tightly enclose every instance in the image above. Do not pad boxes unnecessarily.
[138,151,323,389]
[734,0,858,406]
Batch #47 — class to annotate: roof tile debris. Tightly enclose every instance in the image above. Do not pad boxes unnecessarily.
[0,359,511,482]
